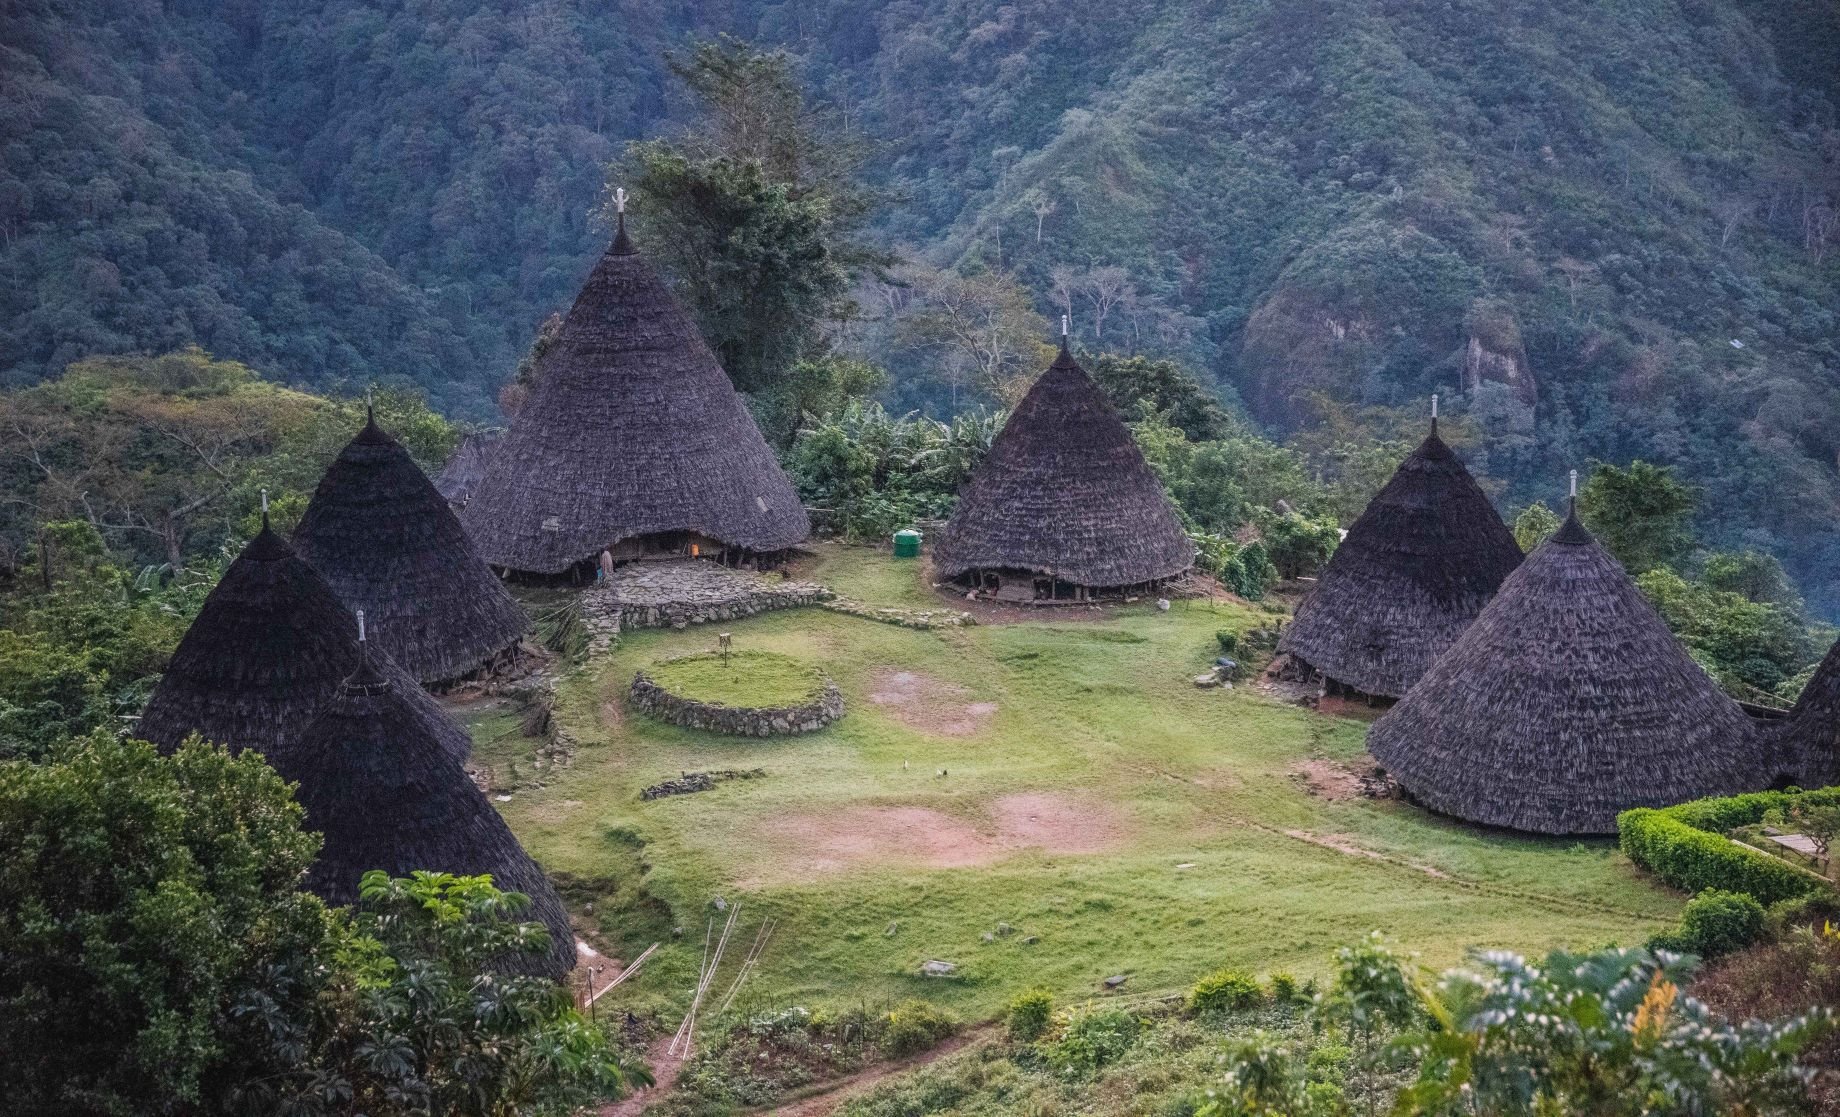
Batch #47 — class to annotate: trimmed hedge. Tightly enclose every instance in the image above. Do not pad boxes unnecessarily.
[1617,787,1839,907]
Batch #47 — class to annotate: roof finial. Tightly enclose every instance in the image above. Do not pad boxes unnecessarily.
[1058,314,1071,359]
[611,186,632,252]
[357,608,366,644]
[1569,468,1578,499]
[1430,393,1438,434]
[365,385,374,425]
[1567,468,1579,518]
[260,487,269,531]
[1061,313,1069,338]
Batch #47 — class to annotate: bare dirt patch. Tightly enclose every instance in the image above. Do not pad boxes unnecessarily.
[866,670,999,737]
[993,792,1126,854]
[750,794,1129,882]
[1290,758,1366,802]
[761,806,994,876]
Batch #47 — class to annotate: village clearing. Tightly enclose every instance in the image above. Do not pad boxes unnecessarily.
[466,544,1686,1023]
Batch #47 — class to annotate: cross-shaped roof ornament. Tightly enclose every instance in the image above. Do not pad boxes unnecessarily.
[613,187,628,214]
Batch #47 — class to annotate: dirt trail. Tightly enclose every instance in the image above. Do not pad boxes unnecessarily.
[766,1027,990,1117]
[602,1035,689,1117]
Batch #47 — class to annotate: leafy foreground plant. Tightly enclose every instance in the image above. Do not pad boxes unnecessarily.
[1369,942,1825,1116]
[0,735,639,1116]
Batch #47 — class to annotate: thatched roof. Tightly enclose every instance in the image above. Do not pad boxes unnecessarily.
[459,216,809,573]
[293,413,530,685]
[434,430,501,509]
[1279,422,1522,698]
[1779,637,1840,788]
[285,649,575,979]
[137,522,471,763]
[932,340,1194,587]
[1366,508,1765,835]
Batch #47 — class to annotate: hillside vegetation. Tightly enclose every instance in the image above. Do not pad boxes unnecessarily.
[4,0,1838,611]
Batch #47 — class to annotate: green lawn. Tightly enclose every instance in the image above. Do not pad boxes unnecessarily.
[472,545,1685,1022]
[645,649,826,709]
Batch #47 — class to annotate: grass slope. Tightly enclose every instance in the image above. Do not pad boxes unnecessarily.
[475,546,1682,1021]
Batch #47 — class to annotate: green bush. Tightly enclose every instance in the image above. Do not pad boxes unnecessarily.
[1617,806,1828,906]
[1046,1007,1140,1075]
[1005,987,1054,1042]
[1648,889,1767,958]
[1215,629,1239,653]
[1187,968,1264,1015]
[882,999,956,1056]
[1268,972,1299,1004]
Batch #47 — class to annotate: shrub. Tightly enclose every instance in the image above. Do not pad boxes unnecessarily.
[1046,1007,1140,1074]
[1215,629,1238,653]
[1268,972,1299,1004]
[882,999,955,1056]
[1006,987,1054,1042]
[1649,889,1767,958]
[1617,807,1826,906]
[1187,968,1263,1015]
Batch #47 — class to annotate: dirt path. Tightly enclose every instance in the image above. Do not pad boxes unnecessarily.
[602,1035,689,1117]
[766,1027,991,1117]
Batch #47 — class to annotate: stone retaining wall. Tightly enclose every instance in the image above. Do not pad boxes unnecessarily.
[608,584,832,632]
[629,671,844,737]
[580,560,834,652]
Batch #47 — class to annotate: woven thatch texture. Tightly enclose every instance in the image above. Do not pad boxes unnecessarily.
[1779,637,1840,787]
[137,525,471,763]
[1279,426,1523,698]
[434,430,500,508]
[459,225,809,573]
[932,343,1194,587]
[286,655,575,979]
[293,416,530,685]
[1366,512,1765,835]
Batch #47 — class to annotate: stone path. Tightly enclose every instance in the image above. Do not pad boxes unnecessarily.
[580,561,833,652]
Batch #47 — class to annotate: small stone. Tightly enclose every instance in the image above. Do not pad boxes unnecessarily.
[885,921,899,937]
[1103,975,1128,989]
[981,932,995,943]
[1022,935,1039,945]
[1192,672,1220,688]
[711,896,727,912]
[921,960,958,977]
[996,922,1014,936]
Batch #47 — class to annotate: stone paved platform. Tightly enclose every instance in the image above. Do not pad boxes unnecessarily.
[580,561,833,651]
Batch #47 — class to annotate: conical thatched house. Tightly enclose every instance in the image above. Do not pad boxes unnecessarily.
[293,413,530,686]
[285,646,576,979]
[1778,637,1840,789]
[1279,419,1522,699]
[1366,507,1764,835]
[460,213,809,576]
[931,339,1194,602]
[434,430,501,509]
[137,521,471,763]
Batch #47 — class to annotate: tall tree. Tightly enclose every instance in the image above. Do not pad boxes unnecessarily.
[1578,461,1698,574]
[614,36,886,431]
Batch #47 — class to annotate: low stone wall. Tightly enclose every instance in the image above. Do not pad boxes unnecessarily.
[820,598,975,629]
[629,670,844,737]
[581,560,834,651]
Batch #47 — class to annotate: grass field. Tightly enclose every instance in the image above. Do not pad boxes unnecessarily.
[470,545,1686,1022]
[645,649,827,709]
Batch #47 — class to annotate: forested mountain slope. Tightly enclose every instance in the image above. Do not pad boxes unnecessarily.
[4,0,1838,608]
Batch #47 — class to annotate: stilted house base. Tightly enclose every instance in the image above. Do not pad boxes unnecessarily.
[957,568,1176,605]
[1278,654,1399,708]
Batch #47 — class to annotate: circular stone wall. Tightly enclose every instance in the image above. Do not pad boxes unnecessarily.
[630,650,843,736]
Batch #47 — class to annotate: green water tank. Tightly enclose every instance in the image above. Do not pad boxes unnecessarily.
[892,529,922,558]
